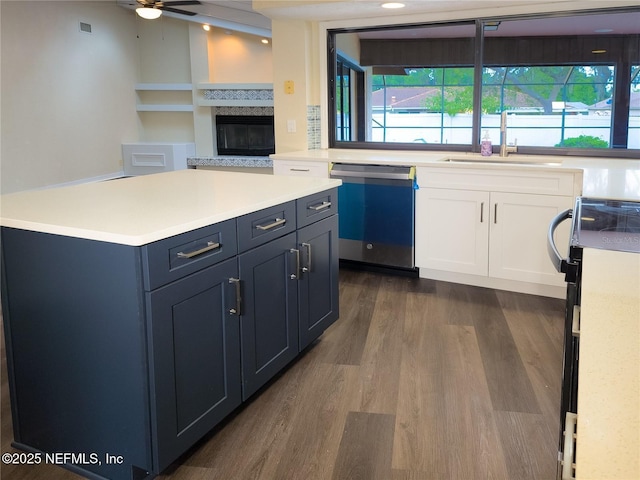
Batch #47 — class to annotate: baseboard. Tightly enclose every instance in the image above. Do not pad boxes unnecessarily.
[418,267,566,298]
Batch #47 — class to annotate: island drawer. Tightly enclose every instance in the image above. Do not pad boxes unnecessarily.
[237,201,296,253]
[297,188,338,228]
[142,219,238,290]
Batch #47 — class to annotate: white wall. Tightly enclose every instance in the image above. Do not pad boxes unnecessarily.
[271,19,311,153]
[207,28,272,83]
[1,1,140,193]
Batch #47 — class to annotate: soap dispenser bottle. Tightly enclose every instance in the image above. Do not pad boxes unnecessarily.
[481,130,492,156]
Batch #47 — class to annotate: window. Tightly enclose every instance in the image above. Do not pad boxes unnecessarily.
[336,58,352,141]
[328,9,640,157]
[630,65,640,149]
[480,66,615,148]
[371,67,475,145]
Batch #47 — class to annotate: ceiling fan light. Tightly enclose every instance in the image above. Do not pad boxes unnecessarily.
[136,7,162,20]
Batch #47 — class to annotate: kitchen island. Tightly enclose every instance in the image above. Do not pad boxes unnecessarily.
[0,170,341,480]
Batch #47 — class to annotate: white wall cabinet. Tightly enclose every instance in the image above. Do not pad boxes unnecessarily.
[415,166,581,296]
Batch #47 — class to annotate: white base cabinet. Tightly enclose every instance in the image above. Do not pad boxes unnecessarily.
[488,192,573,286]
[416,188,489,276]
[416,166,581,295]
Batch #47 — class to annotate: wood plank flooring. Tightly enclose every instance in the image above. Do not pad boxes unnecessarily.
[1,268,565,480]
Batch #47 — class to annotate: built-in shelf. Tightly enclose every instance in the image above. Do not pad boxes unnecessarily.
[135,83,193,91]
[196,83,273,90]
[135,83,194,112]
[134,83,276,111]
[136,105,194,112]
[198,99,273,107]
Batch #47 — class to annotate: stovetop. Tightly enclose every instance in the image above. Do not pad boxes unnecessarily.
[571,197,640,253]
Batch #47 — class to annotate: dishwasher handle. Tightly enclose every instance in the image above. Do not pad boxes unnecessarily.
[547,209,572,273]
[329,164,413,181]
[330,170,411,180]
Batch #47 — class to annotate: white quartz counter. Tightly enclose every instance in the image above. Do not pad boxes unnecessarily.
[271,149,640,201]
[576,248,640,479]
[0,169,341,246]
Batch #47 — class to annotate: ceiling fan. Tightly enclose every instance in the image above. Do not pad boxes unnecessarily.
[134,0,202,19]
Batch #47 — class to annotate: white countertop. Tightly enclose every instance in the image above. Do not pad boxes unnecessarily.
[0,170,341,246]
[576,248,640,480]
[271,149,640,201]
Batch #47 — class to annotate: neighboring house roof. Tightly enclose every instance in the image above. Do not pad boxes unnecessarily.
[370,86,640,111]
[590,91,640,110]
[370,86,440,110]
[371,86,541,110]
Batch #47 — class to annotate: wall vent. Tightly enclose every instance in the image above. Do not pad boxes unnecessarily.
[79,22,92,34]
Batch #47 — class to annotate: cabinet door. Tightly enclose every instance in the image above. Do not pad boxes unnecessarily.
[238,232,299,400]
[147,258,241,472]
[489,192,573,286]
[416,188,490,275]
[298,215,339,350]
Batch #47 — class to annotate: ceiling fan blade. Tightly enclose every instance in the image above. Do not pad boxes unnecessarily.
[158,6,198,16]
[161,1,201,6]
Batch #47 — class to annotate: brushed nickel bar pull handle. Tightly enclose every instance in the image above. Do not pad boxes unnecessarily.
[177,241,220,259]
[290,168,310,172]
[308,201,332,211]
[290,248,300,280]
[480,202,484,223]
[255,217,286,231]
[494,204,498,224]
[561,412,577,480]
[572,305,581,337]
[301,242,312,273]
[229,278,241,315]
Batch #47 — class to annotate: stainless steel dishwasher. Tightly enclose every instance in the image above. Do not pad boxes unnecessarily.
[329,163,416,270]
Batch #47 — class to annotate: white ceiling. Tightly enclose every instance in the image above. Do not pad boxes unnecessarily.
[120,1,640,38]
[354,10,640,39]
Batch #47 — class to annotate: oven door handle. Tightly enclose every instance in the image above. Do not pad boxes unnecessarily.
[548,209,572,273]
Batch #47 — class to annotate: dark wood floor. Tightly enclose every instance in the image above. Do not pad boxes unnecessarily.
[1,268,565,480]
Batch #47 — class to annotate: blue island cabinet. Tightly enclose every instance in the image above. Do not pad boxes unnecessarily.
[0,187,338,480]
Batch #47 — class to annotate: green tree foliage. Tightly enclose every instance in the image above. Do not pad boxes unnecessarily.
[555,135,609,148]
[372,65,613,115]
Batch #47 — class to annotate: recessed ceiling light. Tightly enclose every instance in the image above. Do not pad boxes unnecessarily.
[382,2,405,9]
[203,24,210,31]
[261,38,269,44]
[591,49,607,54]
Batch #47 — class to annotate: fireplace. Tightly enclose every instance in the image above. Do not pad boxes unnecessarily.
[215,115,275,156]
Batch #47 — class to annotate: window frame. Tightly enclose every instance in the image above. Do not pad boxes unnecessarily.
[327,9,640,159]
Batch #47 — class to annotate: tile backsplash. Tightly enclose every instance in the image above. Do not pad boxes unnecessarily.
[307,105,321,150]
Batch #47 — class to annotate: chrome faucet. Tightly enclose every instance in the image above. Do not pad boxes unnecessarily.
[500,111,518,157]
